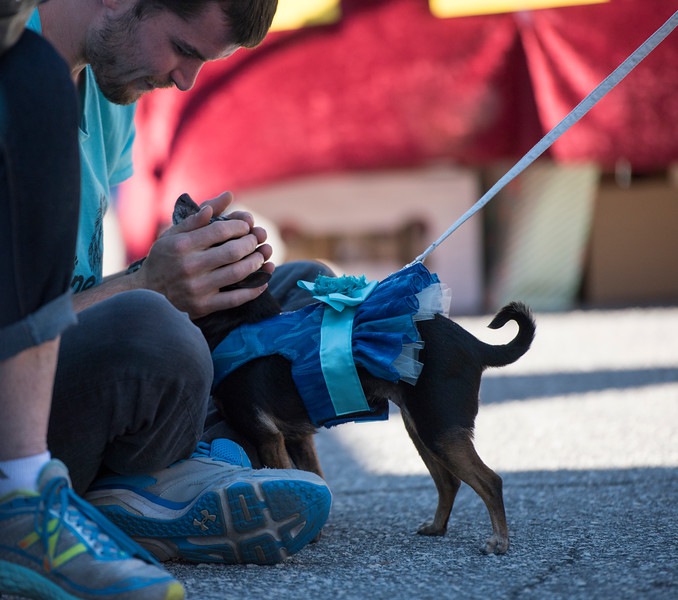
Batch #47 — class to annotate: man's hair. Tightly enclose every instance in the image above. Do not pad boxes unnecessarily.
[136,0,278,48]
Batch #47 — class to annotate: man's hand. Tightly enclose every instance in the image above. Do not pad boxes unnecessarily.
[137,191,274,318]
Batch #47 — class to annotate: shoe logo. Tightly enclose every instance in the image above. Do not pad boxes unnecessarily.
[20,518,87,571]
[193,510,217,531]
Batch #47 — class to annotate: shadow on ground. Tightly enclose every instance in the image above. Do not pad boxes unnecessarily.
[480,367,678,404]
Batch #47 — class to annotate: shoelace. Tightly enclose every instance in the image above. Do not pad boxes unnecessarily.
[191,441,213,459]
[36,475,161,566]
[191,441,251,468]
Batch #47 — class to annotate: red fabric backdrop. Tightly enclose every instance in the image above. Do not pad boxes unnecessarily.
[118,0,678,260]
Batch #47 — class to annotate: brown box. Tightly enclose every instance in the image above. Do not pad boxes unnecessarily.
[585,177,678,306]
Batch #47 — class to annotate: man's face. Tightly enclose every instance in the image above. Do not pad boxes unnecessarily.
[85,1,239,105]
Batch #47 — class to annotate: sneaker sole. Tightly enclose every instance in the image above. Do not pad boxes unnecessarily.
[0,561,185,600]
[91,477,331,565]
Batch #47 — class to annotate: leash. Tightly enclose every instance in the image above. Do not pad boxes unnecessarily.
[407,9,678,268]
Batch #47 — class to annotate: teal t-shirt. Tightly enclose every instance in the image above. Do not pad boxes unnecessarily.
[27,12,136,292]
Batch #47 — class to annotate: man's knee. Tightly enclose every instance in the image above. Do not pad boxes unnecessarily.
[64,290,213,395]
[53,290,213,484]
[104,290,211,377]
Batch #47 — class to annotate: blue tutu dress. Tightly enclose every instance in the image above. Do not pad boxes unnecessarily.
[212,262,450,427]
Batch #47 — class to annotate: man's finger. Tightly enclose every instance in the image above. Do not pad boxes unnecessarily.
[170,204,213,233]
[200,191,234,219]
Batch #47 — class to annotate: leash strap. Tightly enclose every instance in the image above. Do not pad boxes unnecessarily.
[408,9,678,267]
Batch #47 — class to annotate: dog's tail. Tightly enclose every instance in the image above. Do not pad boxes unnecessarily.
[479,302,535,368]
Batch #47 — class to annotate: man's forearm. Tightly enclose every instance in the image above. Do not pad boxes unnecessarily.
[71,270,142,313]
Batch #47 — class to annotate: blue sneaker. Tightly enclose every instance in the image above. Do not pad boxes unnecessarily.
[0,459,184,600]
[85,439,332,565]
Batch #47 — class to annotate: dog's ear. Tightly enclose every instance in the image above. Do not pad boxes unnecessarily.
[172,193,201,225]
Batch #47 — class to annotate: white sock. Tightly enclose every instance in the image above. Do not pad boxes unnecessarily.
[0,451,51,497]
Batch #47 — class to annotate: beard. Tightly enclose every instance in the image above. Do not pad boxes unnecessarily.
[84,6,171,105]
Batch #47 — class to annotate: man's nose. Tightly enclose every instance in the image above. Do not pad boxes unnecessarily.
[171,61,203,92]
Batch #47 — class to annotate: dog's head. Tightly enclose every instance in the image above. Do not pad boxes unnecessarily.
[172,194,280,350]
[172,193,207,225]
[172,193,271,290]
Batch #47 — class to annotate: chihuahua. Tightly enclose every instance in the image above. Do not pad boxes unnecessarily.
[174,194,536,555]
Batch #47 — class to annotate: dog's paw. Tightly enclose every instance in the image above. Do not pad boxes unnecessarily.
[416,521,446,536]
[482,534,509,555]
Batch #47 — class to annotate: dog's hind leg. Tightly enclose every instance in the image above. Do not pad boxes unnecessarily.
[402,415,462,536]
[440,432,509,555]
[417,461,461,537]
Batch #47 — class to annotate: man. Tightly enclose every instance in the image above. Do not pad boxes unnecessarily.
[0,1,189,598]
[1,1,331,598]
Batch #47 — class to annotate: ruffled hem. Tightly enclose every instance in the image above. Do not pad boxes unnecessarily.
[393,281,451,384]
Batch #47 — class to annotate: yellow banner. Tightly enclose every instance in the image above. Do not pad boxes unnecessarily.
[430,0,609,18]
[270,0,342,31]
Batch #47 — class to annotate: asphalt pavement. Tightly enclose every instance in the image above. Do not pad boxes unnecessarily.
[169,305,678,599]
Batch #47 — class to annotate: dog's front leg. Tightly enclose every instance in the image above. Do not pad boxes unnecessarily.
[257,431,295,470]
[285,435,324,479]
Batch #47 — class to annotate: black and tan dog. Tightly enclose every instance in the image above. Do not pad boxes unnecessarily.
[175,194,536,555]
